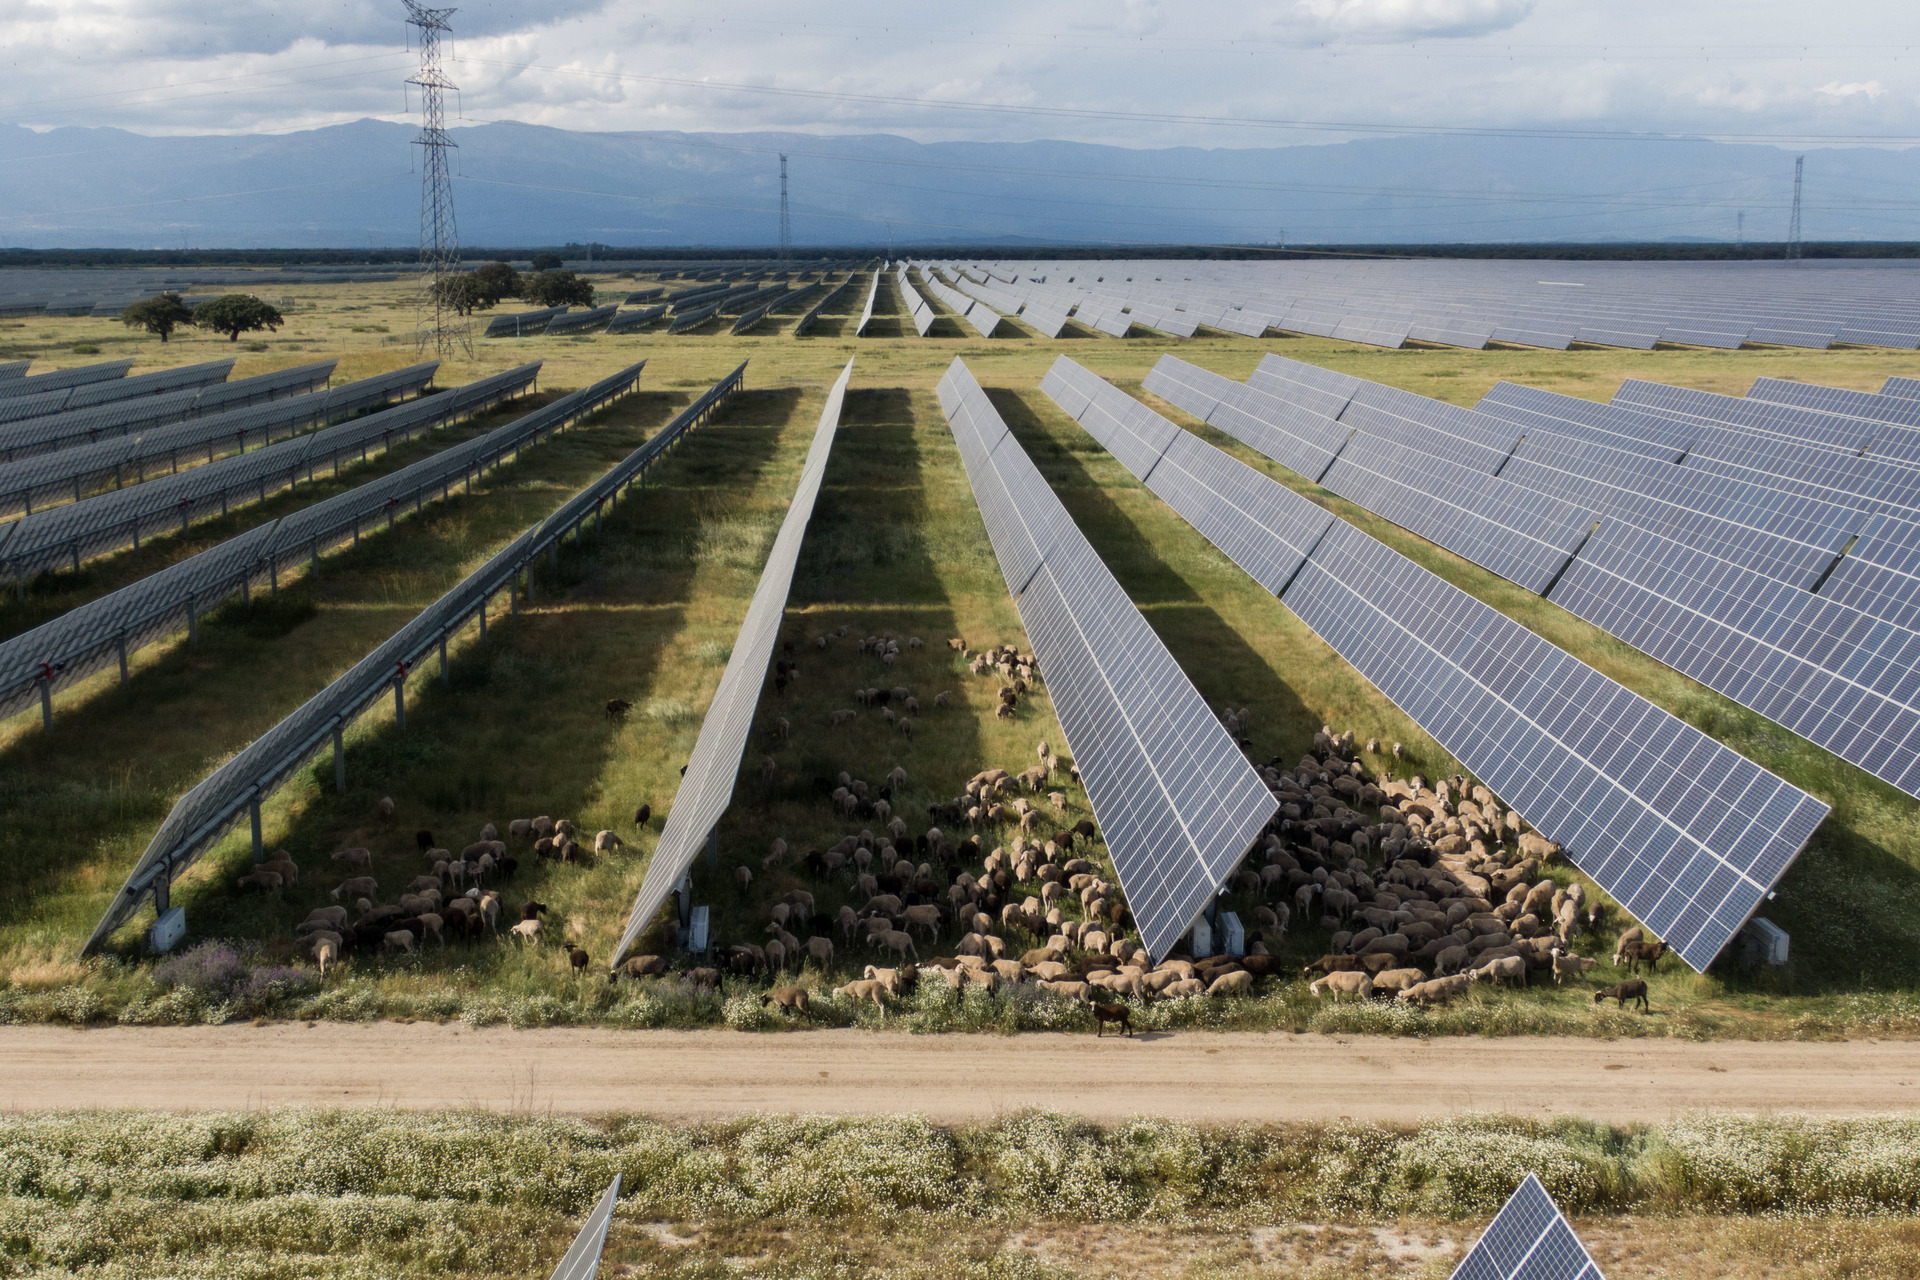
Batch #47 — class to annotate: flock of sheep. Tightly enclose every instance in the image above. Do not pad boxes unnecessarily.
[243,614,1663,1023]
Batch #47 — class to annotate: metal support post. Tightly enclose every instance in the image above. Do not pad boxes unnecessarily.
[439,634,449,684]
[39,678,52,731]
[393,680,406,731]
[117,635,128,685]
[269,557,277,597]
[333,725,346,792]
[250,798,264,864]
[706,827,718,868]
[479,600,488,641]
[186,596,197,645]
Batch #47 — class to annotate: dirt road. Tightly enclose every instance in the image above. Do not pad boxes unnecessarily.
[5,1025,1917,1120]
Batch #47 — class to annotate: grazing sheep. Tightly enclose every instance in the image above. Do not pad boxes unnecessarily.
[606,698,633,721]
[508,818,534,841]
[1619,939,1668,975]
[611,954,668,981]
[1208,969,1256,997]
[806,936,834,968]
[1470,955,1528,987]
[310,936,340,976]
[510,919,542,945]
[1308,971,1373,1000]
[934,691,951,709]
[762,986,812,1016]
[1370,968,1426,998]
[1092,1003,1133,1037]
[235,868,283,893]
[331,847,373,870]
[1397,975,1470,1005]
[594,830,625,855]
[1594,979,1650,1012]
[377,797,395,820]
[297,906,349,934]
[382,930,415,954]
[830,709,856,728]
[833,979,888,1009]
[878,929,919,961]
[330,876,377,902]
[898,716,913,740]
[735,865,753,894]
[565,947,590,973]
[1551,949,1597,985]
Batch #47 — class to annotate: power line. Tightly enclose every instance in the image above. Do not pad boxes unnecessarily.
[778,152,792,267]
[1788,154,1805,263]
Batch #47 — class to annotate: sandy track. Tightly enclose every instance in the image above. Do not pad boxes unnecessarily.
[5,1025,1919,1120]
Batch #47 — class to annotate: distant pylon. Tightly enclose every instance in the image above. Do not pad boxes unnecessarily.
[1787,155,1804,263]
[778,153,792,268]
[1737,210,1745,246]
[406,1,470,356]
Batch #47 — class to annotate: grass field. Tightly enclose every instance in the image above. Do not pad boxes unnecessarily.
[2,270,1919,1036]
[2,1108,1919,1279]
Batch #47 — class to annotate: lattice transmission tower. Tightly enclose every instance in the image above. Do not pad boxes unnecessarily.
[1787,154,1804,263]
[778,153,792,268]
[407,1,470,356]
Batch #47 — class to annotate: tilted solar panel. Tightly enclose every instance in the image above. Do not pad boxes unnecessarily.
[612,359,854,967]
[1748,376,1920,431]
[0,359,131,400]
[942,358,1277,961]
[1449,1175,1605,1280]
[1050,357,1827,972]
[1143,356,1351,481]
[1246,352,1362,408]
[1475,382,1697,463]
[547,1176,622,1280]
[1883,376,1920,400]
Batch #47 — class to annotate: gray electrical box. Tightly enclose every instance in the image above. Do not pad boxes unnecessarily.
[1190,915,1213,959]
[150,907,186,954]
[689,905,710,955]
[1744,917,1789,965]
[1218,911,1246,957]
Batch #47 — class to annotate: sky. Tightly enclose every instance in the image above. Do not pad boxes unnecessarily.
[0,0,1915,150]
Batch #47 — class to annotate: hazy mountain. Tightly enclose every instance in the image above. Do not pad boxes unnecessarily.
[0,119,1911,249]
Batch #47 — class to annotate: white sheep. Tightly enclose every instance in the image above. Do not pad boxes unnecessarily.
[1308,971,1373,1000]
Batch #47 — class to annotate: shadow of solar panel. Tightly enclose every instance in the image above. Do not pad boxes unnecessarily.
[1317,433,1594,593]
[1748,327,1836,349]
[1490,328,1574,350]
[1570,326,1659,350]
[940,358,1276,961]
[1449,1175,1605,1280]
[612,360,853,968]
[1408,322,1494,349]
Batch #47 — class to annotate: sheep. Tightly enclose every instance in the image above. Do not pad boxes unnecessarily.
[1619,939,1668,974]
[330,876,377,902]
[1397,975,1470,1005]
[606,698,633,721]
[331,847,373,870]
[1370,968,1426,998]
[806,936,834,968]
[1470,955,1527,987]
[235,867,283,892]
[1594,980,1650,1012]
[594,830,625,855]
[1092,1003,1134,1037]
[510,919,542,945]
[310,935,340,976]
[414,913,445,947]
[762,986,812,1016]
[1551,950,1597,985]
[611,954,668,981]
[508,818,534,841]
[1308,971,1373,1000]
[878,929,919,961]
[296,905,349,934]
[1208,969,1256,997]
[833,979,888,1009]
[566,947,590,974]
[902,904,943,939]
[377,796,395,820]
[1038,979,1093,1003]
[633,804,652,828]
[383,930,415,954]
[830,709,856,728]
[898,716,913,740]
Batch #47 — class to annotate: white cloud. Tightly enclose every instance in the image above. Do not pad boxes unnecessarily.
[1814,80,1886,100]
[1291,0,1534,40]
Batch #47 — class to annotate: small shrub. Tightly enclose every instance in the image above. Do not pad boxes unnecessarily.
[70,342,101,354]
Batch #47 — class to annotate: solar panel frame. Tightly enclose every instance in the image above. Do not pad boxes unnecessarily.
[1448,1174,1606,1280]
[547,1176,622,1280]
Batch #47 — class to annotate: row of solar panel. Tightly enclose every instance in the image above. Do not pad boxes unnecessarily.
[0,364,538,584]
[0,363,437,521]
[85,361,748,955]
[0,362,648,728]
[939,357,1281,963]
[1163,353,1920,801]
[1044,356,1828,972]
[615,358,857,966]
[897,266,937,337]
[0,359,235,425]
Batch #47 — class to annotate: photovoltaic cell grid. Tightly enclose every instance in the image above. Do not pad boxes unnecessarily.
[1046,357,1828,971]
[0,359,131,399]
[612,358,855,966]
[85,362,745,955]
[943,357,1277,962]
[1749,376,1920,430]
[1449,1175,1605,1280]
[1142,356,1351,482]
[1884,376,1920,400]
[854,269,881,337]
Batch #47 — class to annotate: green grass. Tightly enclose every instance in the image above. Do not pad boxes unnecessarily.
[0,280,1918,1035]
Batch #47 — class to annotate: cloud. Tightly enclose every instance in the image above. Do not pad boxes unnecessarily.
[1814,80,1886,100]
[1291,0,1535,40]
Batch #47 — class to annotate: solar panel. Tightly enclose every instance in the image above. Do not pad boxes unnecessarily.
[1335,384,1523,474]
[1883,376,1920,400]
[1047,356,1829,971]
[942,358,1277,962]
[547,1176,622,1280]
[612,359,854,966]
[854,270,881,337]
[605,305,667,334]
[0,359,131,400]
[0,361,28,381]
[1247,352,1364,403]
[1449,1175,1605,1280]
[545,305,618,334]
[1748,376,1920,431]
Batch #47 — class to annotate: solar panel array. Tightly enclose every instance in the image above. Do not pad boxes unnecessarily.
[1450,1175,1606,1280]
[0,364,535,584]
[0,360,235,425]
[0,363,646,731]
[0,359,132,399]
[922,270,1004,338]
[613,358,855,965]
[941,357,1278,962]
[0,363,436,520]
[0,360,339,464]
[1044,356,1829,971]
[854,269,881,337]
[793,275,854,336]
[483,307,567,338]
[898,265,937,337]
[1168,352,1920,803]
[909,257,1920,352]
[84,361,747,955]
[545,305,619,335]
[605,305,667,334]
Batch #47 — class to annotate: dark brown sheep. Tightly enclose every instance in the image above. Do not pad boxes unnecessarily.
[1092,1003,1133,1037]
[1594,979,1650,1011]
